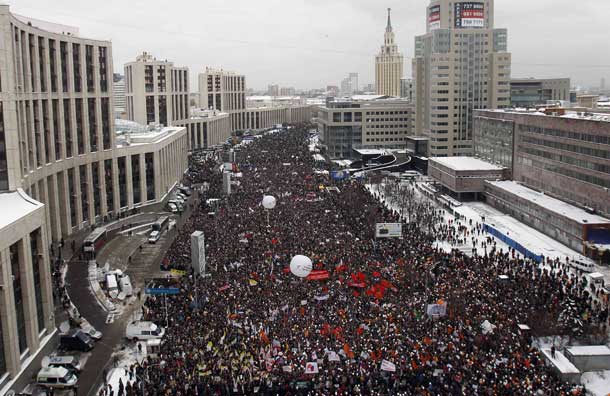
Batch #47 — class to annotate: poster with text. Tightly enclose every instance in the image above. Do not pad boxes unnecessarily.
[454,2,485,28]
[428,5,441,30]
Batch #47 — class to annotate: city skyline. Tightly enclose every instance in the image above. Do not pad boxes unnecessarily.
[9,0,610,91]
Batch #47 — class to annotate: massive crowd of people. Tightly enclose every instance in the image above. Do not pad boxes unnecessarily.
[119,125,608,395]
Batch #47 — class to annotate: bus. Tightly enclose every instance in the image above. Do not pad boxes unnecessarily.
[152,216,170,233]
[83,227,108,253]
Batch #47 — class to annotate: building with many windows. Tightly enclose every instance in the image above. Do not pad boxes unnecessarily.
[412,0,511,157]
[473,109,610,218]
[198,68,247,131]
[317,96,413,159]
[125,55,232,150]
[0,7,188,382]
[124,52,189,127]
[510,78,571,107]
[375,9,403,97]
[113,73,126,117]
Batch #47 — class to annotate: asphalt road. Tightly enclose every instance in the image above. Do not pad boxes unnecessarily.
[63,199,195,395]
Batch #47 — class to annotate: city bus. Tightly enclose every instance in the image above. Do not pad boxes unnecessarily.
[152,216,170,233]
[83,227,108,253]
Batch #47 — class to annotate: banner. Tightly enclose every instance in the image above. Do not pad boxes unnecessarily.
[381,359,396,372]
[171,269,187,276]
[305,362,319,374]
[347,281,366,288]
[330,170,350,181]
[314,294,330,301]
[327,351,340,362]
[454,2,485,28]
[428,4,441,30]
[307,270,330,281]
[375,223,402,238]
[218,284,231,292]
[249,279,258,286]
[426,302,448,317]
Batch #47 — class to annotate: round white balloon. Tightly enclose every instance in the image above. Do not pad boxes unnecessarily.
[262,195,277,210]
[290,255,313,278]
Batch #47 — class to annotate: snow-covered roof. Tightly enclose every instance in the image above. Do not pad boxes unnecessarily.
[354,148,388,156]
[431,157,504,172]
[540,348,580,374]
[487,181,610,225]
[351,94,394,101]
[565,345,610,356]
[0,189,44,229]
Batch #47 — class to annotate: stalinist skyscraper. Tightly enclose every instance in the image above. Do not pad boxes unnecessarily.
[375,8,404,97]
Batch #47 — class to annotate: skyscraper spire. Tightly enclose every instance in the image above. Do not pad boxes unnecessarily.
[386,8,392,32]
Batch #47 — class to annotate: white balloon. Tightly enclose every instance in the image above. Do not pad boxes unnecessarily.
[262,195,277,210]
[290,255,313,278]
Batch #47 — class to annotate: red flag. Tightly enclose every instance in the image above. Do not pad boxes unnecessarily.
[260,331,270,344]
[307,270,330,281]
[335,264,348,272]
[352,291,360,297]
[356,327,364,336]
[372,271,382,278]
[271,238,279,245]
[348,281,366,288]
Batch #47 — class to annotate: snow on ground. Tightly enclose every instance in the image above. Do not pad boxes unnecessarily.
[96,345,144,395]
[368,180,610,284]
[581,370,610,396]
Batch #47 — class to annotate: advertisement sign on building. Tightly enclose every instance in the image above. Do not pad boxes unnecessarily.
[428,5,441,30]
[191,231,206,275]
[375,223,403,238]
[454,2,485,28]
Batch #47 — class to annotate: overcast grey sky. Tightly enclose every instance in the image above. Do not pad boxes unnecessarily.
[9,0,610,91]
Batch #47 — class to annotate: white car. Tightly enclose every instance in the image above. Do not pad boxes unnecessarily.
[126,321,165,341]
[148,231,161,244]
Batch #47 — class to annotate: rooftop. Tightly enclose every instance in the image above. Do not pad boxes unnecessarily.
[480,108,610,123]
[431,157,505,172]
[486,181,610,225]
[115,120,184,146]
[565,345,610,356]
[0,189,44,230]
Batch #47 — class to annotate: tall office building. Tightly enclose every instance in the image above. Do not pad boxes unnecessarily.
[375,8,403,97]
[0,6,189,383]
[113,73,126,116]
[124,52,189,127]
[199,67,247,131]
[413,0,511,157]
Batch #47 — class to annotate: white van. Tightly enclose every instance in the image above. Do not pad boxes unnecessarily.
[118,275,133,297]
[37,366,78,388]
[126,321,165,341]
[48,355,82,372]
[105,274,118,293]
[148,231,161,244]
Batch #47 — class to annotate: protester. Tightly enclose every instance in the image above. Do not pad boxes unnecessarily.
[125,125,605,396]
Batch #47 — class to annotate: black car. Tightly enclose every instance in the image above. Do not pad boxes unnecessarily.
[59,330,94,352]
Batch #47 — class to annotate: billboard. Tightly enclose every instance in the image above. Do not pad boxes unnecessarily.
[375,223,403,238]
[454,2,485,28]
[428,5,441,30]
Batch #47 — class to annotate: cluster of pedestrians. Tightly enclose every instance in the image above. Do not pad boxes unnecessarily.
[121,125,606,395]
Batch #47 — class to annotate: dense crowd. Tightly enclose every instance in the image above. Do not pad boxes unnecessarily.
[117,126,608,395]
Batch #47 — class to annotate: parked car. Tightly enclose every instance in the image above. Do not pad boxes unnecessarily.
[178,186,192,196]
[47,355,82,373]
[37,367,78,389]
[167,202,178,213]
[126,321,165,341]
[59,330,94,352]
[148,231,161,244]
